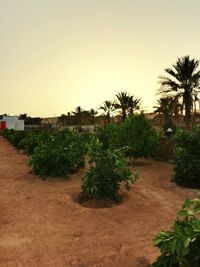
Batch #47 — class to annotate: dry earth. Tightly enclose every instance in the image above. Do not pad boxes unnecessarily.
[0,136,197,267]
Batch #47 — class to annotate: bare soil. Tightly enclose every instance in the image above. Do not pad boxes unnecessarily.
[0,136,197,267]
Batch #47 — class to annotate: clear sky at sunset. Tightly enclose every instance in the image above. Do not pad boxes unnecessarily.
[1,0,200,117]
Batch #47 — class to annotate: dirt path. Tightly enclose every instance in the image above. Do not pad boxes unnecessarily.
[0,136,197,267]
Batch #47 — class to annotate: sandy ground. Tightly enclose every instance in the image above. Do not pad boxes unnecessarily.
[0,136,197,267]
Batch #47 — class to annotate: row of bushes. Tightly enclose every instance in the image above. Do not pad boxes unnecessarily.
[2,118,200,190]
[2,114,159,200]
[3,128,87,177]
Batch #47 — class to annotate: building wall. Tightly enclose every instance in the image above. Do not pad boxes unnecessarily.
[0,116,24,130]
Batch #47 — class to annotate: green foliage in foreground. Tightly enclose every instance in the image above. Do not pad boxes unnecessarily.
[172,126,200,188]
[82,138,139,201]
[153,194,200,267]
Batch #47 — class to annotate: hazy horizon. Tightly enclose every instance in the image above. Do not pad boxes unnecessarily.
[1,0,200,117]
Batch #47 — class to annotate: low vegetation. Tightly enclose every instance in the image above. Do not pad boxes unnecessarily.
[30,130,86,177]
[122,114,160,160]
[153,194,200,267]
[98,113,160,161]
[172,126,200,187]
[82,138,139,201]
[2,128,27,149]
[2,128,87,177]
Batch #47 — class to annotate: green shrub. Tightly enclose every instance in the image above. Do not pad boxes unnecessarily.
[30,131,85,177]
[97,123,123,150]
[153,194,200,267]
[3,129,27,149]
[122,113,160,159]
[18,131,51,155]
[97,114,159,162]
[172,126,200,187]
[82,138,138,201]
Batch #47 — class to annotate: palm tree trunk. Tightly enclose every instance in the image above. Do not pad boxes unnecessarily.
[107,112,110,124]
[184,92,191,129]
[122,110,126,122]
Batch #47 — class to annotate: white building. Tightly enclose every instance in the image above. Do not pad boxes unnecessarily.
[0,115,24,131]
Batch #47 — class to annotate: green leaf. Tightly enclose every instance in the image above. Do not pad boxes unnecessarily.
[171,239,177,253]
[178,210,188,217]
[187,209,194,216]
[183,237,191,248]
[183,199,193,208]
[193,219,200,232]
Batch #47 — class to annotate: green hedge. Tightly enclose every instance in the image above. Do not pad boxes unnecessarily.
[172,126,200,187]
[3,128,87,178]
[97,113,160,160]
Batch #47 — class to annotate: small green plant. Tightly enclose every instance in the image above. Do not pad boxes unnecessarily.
[172,126,200,187]
[82,138,138,201]
[153,194,200,267]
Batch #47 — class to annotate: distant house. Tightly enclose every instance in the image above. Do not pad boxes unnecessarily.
[41,117,59,129]
[0,115,24,130]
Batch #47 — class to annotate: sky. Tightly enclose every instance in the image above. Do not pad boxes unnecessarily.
[1,0,200,117]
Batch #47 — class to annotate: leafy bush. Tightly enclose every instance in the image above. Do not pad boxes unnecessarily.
[82,138,138,201]
[122,113,160,159]
[3,129,27,149]
[18,131,51,155]
[97,114,159,161]
[172,126,200,187]
[153,194,200,267]
[97,123,123,150]
[79,132,93,147]
[30,131,85,177]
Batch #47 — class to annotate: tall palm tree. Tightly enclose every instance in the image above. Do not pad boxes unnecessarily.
[89,109,98,124]
[115,91,140,121]
[159,55,200,129]
[19,113,28,120]
[59,114,67,127]
[99,100,114,124]
[128,95,141,115]
[154,97,176,129]
[72,106,84,125]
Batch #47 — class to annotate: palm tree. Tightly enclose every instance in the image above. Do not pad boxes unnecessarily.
[89,109,98,124]
[115,91,141,122]
[154,97,176,129]
[128,95,141,115]
[99,100,114,124]
[59,114,67,127]
[159,55,200,129]
[19,113,28,120]
[72,106,84,125]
